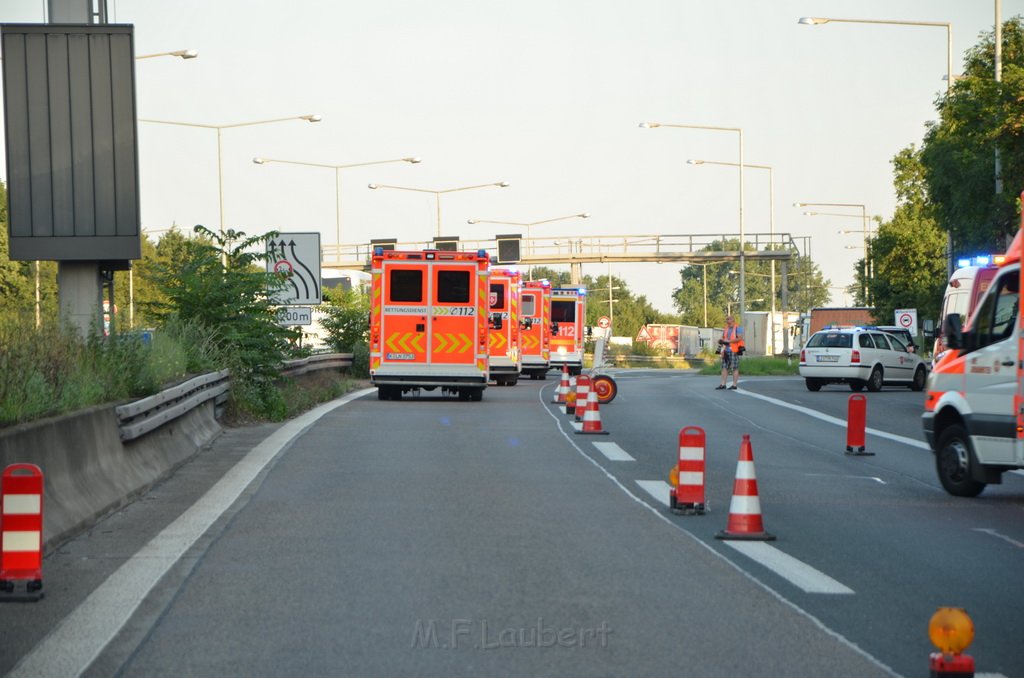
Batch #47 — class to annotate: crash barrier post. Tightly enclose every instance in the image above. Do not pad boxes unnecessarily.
[670,426,706,515]
[1,464,44,600]
[565,380,577,416]
[846,394,872,456]
[574,387,609,435]
[716,435,774,541]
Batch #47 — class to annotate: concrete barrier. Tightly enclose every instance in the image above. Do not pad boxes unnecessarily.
[0,401,221,553]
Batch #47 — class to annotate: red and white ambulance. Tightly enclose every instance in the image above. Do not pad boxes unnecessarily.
[487,268,523,386]
[924,204,1024,495]
[550,287,587,375]
[369,248,490,401]
[520,279,552,380]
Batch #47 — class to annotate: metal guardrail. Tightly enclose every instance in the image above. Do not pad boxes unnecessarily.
[280,352,353,378]
[115,352,353,441]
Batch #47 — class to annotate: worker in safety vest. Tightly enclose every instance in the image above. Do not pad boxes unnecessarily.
[715,315,745,390]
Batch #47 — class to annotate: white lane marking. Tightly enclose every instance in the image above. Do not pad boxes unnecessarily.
[9,388,377,678]
[635,480,671,506]
[570,421,582,432]
[592,442,635,461]
[723,542,854,595]
[735,388,930,450]
[973,528,1024,548]
[803,473,887,485]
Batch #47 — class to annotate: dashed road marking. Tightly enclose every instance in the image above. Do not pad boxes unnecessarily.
[635,480,671,506]
[722,542,854,595]
[592,442,635,461]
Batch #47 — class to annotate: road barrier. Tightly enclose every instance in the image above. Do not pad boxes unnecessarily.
[670,426,706,515]
[846,394,871,456]
[574,375,591,421]
[1,463,44,599]
[0,352,352,555]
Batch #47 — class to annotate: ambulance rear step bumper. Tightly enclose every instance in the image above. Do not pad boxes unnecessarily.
[372,375,487,387]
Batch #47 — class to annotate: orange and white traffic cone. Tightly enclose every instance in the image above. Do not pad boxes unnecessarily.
[715,434,774,541]
[574,388,609,435]
[553,365,570,404]
[574,375,591,421]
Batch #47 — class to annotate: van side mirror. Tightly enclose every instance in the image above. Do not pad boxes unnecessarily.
[943,313,963,350]
[550,322,559,336]
[489,313,503,330]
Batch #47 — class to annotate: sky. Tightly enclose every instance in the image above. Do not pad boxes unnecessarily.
[2,0,1022,314]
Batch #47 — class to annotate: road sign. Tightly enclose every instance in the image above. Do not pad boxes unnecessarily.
[267,232,322,305]
[894,308,918,336]
[598,316,610,329]
[276,306,313,326]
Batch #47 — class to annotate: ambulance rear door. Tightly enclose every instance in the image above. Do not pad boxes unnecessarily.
[430,260,479,367]
[379,260,428,368]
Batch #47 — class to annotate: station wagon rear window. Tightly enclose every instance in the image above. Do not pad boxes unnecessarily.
[389,269,422,302]
[437,270,470,303]
[807,332,852,349]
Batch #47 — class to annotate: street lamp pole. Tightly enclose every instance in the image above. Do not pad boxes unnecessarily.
[798,15,953,272]
[641,122,746,315]
[689,158,774,352]
[796,202,869,303]
[369,182,510,237]
[140,115,323,237]
[253,156,421,244]
[467,213,590,279]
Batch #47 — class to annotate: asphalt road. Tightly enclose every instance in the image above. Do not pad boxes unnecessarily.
[1,372,1021,677]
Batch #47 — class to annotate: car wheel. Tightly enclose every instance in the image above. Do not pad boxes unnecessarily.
[911,365,927,392]
[470,388,484,402]
[866,367,883,392]
[935,424,986,497]
[377,388,388,401]
[849,380,865,392]
[805,378,822,392]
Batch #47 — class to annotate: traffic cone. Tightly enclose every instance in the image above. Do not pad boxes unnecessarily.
[553,365,570,404]
[574,375,591,421]
[574,388,609,435]
[716,434,774,541]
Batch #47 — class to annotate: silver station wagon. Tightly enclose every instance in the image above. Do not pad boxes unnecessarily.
[799,326,928,392]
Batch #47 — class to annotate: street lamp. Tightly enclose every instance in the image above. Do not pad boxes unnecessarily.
[136,49,198,59]
[798,15,953,274]
[796,202,871,303]
[253,156,421,244]
[641,121,746,315]
[368,181,510,237]
[140,115,322,237]
[466,213,589,279]
[689,158,776,353]
[797,16,952,96]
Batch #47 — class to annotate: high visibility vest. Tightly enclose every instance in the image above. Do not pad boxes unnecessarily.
[724,325,745,353]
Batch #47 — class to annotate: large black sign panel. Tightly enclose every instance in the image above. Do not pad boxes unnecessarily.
[2,24,140,261]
